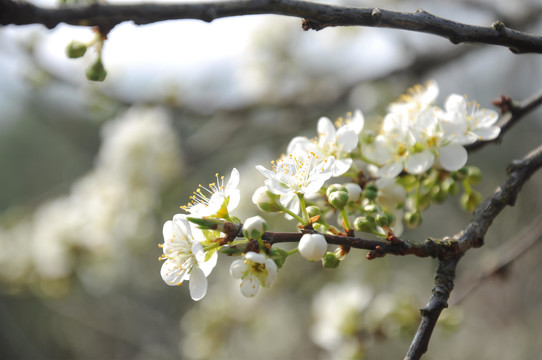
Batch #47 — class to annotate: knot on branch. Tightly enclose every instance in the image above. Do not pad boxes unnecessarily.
[492,20,506,35]
[371,8,382,24]
[492,95,515,114]
[301,18,324,31]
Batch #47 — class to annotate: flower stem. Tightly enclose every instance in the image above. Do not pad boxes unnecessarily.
[279,205,305,224]
[298,193,309,225]
[286,248,299,256]
[339,208,352,230]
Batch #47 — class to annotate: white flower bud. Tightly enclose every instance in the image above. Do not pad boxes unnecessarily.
[252,186,281,212]
[344,183,362,202]
[243,216,268,239]
[298,234,327,261]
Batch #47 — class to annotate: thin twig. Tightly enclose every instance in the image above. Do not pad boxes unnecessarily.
[2,0,542,53]
[451,213,542,306]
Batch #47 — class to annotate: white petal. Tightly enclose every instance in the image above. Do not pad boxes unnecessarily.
[332,158,353,177]
[245,251,266,264]
[265,178,289,195]
[287,136,311,154]
[188,267,207,301]
[336,127,358,153]
[317,117,336,143]
[378,162,403,179]
[405,151,434,174]
[264,259,277,287]
[161,259,189,286]
[227,189,241,212]
[349,110,365,134]
[172,215,192,238]
[438,144,468,171]
[230,259,247,279]
[240,275,260,298]
[445,94,467,113]
[200,250,218,277]
[255,165,277,180]
[472,126,500,141]
[225,168,240,196]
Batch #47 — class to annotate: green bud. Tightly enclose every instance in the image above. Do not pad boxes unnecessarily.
[460,191,482,213]
[326,184,346,198]
[418,192,431,211]
[396,174,418,190]
[431,185,447,204]
[364,184,378,200]
[66,41,87,58]
[452,167,468,181]
[384,212,395,225]
[422,170,439,188]
[467,166,482,185]
[86,57,107,82]
[404,211,422,229]
[354,216,375,233]
[329,190,349,210]
[312,222,329,233]
[375,213,389,227]
[441,177,459,196]
[322,252,340,269]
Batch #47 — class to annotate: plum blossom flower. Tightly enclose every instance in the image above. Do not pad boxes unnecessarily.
[440,94,500,145]
[256,151,335,211]
[181,168,240,218]
[160,214,218,301]
[287,111,364,176]
[230,252,277,297]
[298,233,328,261]
[388,79,439,120]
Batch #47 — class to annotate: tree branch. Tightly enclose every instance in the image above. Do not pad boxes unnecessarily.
[2,0,542,53]
[405,144,542,359]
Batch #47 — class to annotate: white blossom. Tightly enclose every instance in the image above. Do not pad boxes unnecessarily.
[230,252,277,298]
[160,215,218,301]
[182,168,240,218]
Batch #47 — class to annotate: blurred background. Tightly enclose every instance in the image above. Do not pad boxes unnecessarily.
[1,0,542,359]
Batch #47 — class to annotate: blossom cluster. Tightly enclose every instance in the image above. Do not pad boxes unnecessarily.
[160,80,499,300]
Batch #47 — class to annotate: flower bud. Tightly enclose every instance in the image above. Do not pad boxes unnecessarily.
[452,167,468,181]
[404,211,422,229]
[243,216,268,239]
[66,41,87,58]
[441,177,459,196]
[460,191,482,213]
[375,213,390,227]
[418,192,431,211]
[306,206,321,218]
[344,183,362,202]
[329,190,349,210]
[252,186,281,212]
[86,57,107,82]
[298,234,327,261]
[364,184,378,200]
[326,184,346,198]
[322,251,340,269]
[431,185,447,204]
[354,216,375,233]
[467,166,482,185]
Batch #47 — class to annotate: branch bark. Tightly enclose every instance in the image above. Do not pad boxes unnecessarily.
[2,0,542,53]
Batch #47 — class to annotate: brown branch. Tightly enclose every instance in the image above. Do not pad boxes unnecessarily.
[2,0,542,53]
[405,144,542,360]
[466,87,542,152]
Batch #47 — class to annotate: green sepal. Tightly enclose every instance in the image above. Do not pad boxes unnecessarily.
[187,217,224,230]
[219,243,248,256]
[268,247,288,269]
[204,247,218,262]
